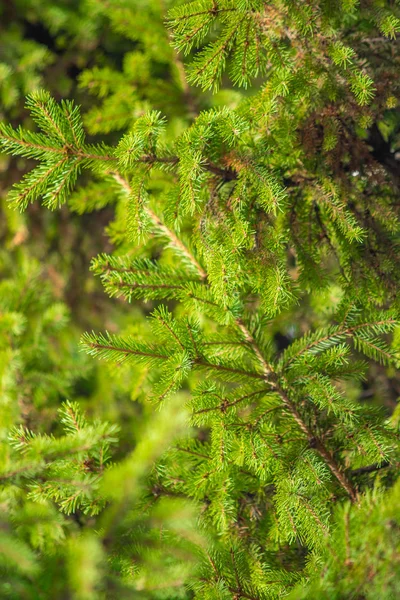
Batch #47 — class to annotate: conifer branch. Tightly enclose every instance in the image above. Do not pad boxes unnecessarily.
[0,436,112,481]
[112,170,361,502]
[136,154,236,180]
[82,330,266,381]
[83,337,169,362]
[194,359,266,381]
[281,318,398,369]
[349,461,391,477]
[236,317,274,378]
[112,172,207,279]
[276,384,358,502]
[194,389,266,415]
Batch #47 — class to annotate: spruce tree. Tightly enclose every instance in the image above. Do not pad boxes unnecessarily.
[1,0,400,598]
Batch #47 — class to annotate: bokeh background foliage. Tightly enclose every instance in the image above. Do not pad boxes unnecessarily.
[0,1,400,598]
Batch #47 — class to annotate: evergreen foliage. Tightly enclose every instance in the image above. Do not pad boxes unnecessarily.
[0,0,106,118]
[1,0,400,597]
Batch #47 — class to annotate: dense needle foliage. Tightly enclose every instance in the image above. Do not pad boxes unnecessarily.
[1,1,400,598]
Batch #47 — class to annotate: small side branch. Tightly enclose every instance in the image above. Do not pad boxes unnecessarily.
[277,384,358,503]
[113,172,207,280]
[349,461,391,477]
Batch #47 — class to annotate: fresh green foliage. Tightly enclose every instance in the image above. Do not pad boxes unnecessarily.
[1,0,400,598]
